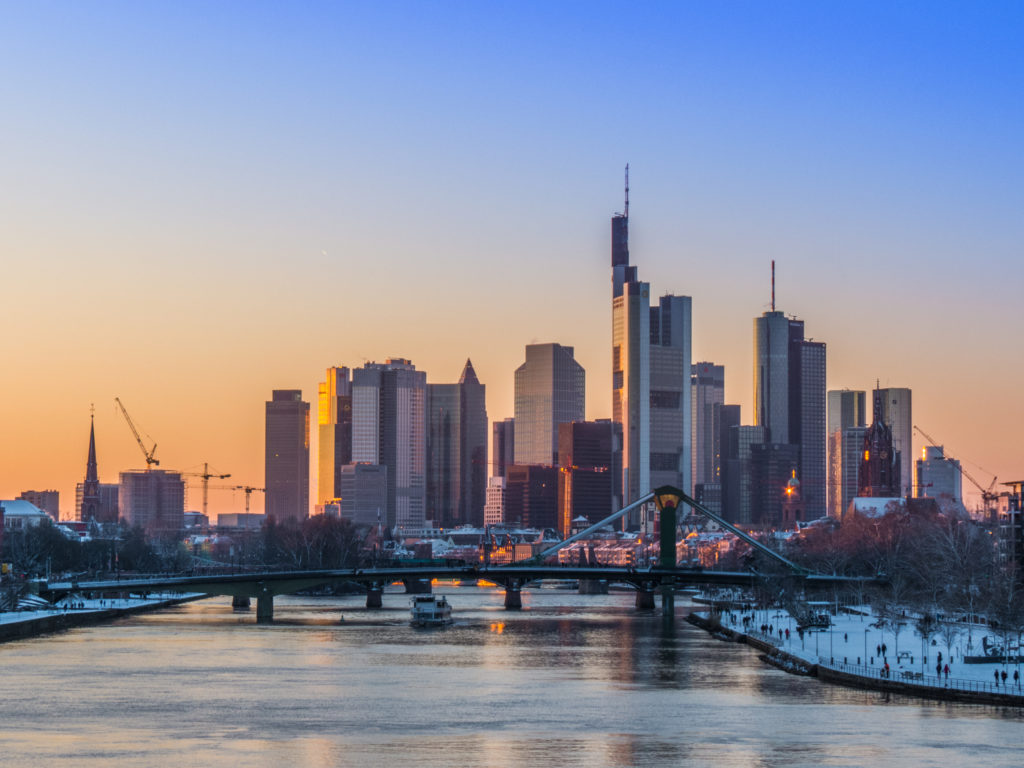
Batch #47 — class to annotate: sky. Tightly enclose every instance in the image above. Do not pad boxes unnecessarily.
[1,1,1022,518]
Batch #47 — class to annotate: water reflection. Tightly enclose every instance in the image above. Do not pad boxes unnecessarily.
[0,589,1022,767]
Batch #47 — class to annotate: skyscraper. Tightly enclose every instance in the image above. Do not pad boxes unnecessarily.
[649,294,692,493]
[611,175,650,507]
[265,389,310,523]
[352,359,427,530]
[427,359,488,528]
[317,367,352,507]
[877,387,913,496]
[557,420,615,535]
[753,300,827,519]
[492,418,514,478]
[827,390,867,518]
[692,363,725,490]
[513,343,584,466]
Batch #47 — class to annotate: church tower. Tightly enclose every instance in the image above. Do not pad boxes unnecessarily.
[82,414,101,521]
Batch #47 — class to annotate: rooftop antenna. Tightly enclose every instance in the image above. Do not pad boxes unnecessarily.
[624,163,629,218]
[771,260,775,312]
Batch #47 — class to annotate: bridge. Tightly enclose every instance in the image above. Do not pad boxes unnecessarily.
[39,487,880,623]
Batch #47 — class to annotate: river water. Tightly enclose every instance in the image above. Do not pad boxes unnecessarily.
[1,586,1021,767]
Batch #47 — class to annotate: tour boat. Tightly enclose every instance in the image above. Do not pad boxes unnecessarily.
[410,595,453,627]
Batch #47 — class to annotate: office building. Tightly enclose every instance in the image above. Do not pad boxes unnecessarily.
[339,463,388,527]
[427,359,488,528]
[265,389,310,523]
[916,446,963,511]
[317,367,352,507]
[827,390,866,435]
[505,464,559,530]
[692,363,725,490]
[649,295,692,493]
[352,359,427,530]
[119,469,185,534]
[557,421,615,535]
[17,490,59,521]
[611,180,650,508]
[877,387,913,496]
[724,424,766,524]
[513,343,584,466]
[829,426,867,518]
[714,404,742,520]
[492,418,514,478]
[750,442,800,527]
[484,476,506,526]
[753,307,827,518]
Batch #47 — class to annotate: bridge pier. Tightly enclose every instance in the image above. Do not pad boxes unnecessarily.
[366,583,383,609]
[232,595,251,610]
[635,586,656,611]
[660,585,675,618]
[578,579,609,595]
[256,594,274,624]
[504,583,522,610]
[404,578,432,594]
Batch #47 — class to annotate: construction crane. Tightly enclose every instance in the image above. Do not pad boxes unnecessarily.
[233,485,265,515]
[913,425,998,511]
[114,397,159,469]
[182,463,232,520]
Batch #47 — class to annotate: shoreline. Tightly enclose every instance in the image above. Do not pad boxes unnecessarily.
[686,611,1024,708]
[0,594,207,645]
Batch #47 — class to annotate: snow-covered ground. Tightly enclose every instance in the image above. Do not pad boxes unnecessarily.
[0,593,193,626]
[713,605,1024,696]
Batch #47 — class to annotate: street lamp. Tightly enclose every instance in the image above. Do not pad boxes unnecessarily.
[864,628,869,666]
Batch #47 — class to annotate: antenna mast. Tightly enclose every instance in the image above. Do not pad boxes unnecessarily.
[624,163,629,218]
[771,260,775,312]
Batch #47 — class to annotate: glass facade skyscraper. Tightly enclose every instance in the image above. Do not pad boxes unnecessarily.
[317,367,352,507]
[265,389,310,523]
[513,343,584,466]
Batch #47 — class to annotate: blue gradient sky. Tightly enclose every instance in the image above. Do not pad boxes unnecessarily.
[1,2,1021,516]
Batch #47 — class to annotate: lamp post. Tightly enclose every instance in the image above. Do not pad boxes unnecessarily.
[864,628,869,666]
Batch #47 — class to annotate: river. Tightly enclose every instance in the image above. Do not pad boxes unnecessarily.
[1,586,1020,767]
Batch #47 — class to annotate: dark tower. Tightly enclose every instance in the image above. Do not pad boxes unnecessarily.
[859,386,902,497]
[82,415,101,522]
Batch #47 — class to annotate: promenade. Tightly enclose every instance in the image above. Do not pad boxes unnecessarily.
[691,603,1024,707]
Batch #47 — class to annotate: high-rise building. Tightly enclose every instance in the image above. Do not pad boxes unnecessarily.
[492,418,514,478]
[714,404,742,520]
[427,359,488,528]
[692,363,725,490]
[557,421,615,535]
[611,178,650,508]
[18,490,59,521]
[753,306,827,518]
[119,470,185,534]
[317,367,352,507]
[265,389,310,523]
[649,295,692,493]
[828,426,867,518]
[513,343,584,466]
[827,390,866,435]
[827,390,867,519]
[484,476,506,526]
[750,442,800,527]
[724,424,767,524]
[339,463,388,527]
[877,387,913,496]
[505,464,559,530]
[352,359,427,530]
[916,446,963,510]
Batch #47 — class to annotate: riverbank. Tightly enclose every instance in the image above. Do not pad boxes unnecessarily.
[0,593,206,644]
[687,609,1024,708]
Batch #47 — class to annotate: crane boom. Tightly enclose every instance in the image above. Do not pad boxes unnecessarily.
[115,397,159,469]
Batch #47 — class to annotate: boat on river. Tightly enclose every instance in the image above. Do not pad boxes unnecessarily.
[410,595,453,627]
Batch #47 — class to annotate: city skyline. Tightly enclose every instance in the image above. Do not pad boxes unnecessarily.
[2,3,1022,517]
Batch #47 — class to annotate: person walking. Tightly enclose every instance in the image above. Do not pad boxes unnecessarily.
[1014,670,1019,687]
[1001,670,1008,685]
[994,669,1000,686]
[943,664,950,680]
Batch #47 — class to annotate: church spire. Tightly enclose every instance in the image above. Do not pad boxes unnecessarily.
[82,412,101,521]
